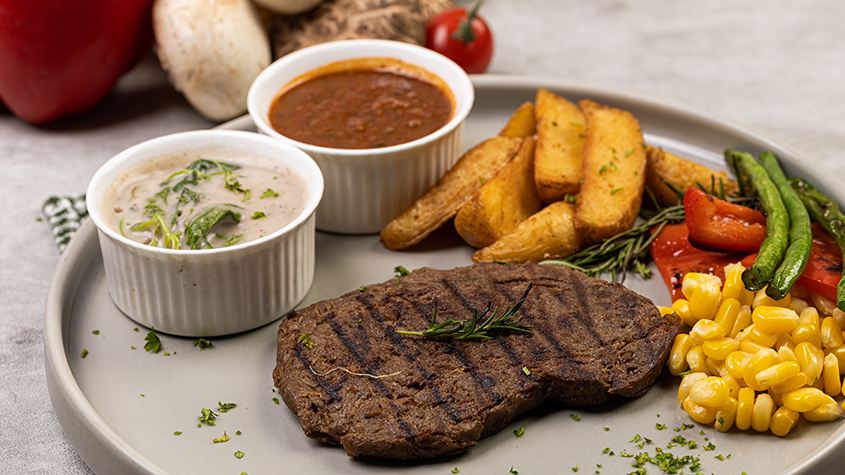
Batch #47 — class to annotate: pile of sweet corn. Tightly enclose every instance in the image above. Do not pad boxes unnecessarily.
[660,262,845,437]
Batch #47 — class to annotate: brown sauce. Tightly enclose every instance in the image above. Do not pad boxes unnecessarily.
[269,67,453,149]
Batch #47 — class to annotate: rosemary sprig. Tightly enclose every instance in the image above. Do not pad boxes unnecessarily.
[396,284,533,340]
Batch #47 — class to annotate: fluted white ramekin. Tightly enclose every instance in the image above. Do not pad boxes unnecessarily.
[86,130,324,336]
[247,39,474,234]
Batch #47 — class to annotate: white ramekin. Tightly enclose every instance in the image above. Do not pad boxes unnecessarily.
[86,130,324,337]
[247,39,474,234]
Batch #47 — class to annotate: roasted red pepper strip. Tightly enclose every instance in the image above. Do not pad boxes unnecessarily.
[684,187,767,253]
[742,223,843,302]
[0,0,153,123]
[651,223,750,301]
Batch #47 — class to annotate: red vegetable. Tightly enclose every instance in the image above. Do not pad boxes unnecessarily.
[683,187,767,253]
[425,2,493,74]
[742,223,843,302]
[651,223,750,301]
[0,0,153,123]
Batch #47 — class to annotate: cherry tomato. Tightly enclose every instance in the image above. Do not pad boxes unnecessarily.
[425,4,493,74]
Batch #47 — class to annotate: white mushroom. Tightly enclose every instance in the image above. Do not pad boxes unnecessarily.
[252,0,325,15]
[153,0,271,121]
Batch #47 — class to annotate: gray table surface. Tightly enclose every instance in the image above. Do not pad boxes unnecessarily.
[3,1,844,473]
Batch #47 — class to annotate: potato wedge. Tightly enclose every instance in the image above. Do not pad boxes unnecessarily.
[645,146,738,206]
[472,201,583,263]
[499,102,536,138]
[574,99,647,244]
[534,88,585,203]
[380,136,523,250]
[455,137,542,248]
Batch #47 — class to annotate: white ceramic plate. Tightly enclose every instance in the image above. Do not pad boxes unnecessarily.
[46,76,845,475]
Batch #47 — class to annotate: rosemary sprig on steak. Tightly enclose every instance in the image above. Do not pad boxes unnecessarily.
[396,283,533,340]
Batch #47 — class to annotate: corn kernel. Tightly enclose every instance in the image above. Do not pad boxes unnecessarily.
[705,357,723,377]
[770,372,808,394]
[702,337,740,360]
[777,346,797,363]
[770,407,799,436]
[722,373,742,397]
[756,361,801,390]
[714,397,738,432]
[678,372,708,407]
[747,324,779,347]
[821,317,845,349]
[742,347,778,391]
[793,323,823,348]
[682,273,722,321]
[728,306,753,339]
[739,339,769,355]
[725,351,753,380]
[689,376,730,408]
[668,334,694,376]
[672,299,697,327]
[658,305,674,316]
[810,291,837,316]
[776,333,795,352]
[795,341,825,384]
[683,396,717,424]
[752,306,800,334]
[782,387,827,412]
[753,287,791,309]
[812,375,826,390]
[689,319,727,345]
[751,393,775,432]
[686,346,709,374]
[735,387,755,430]
[827,345,845,373]
[715,298,741,331]
[722,264,752,306]
[798,307,820,327]
[788,297,809,314]
[768,388,784,407]
[804,400,844,422]
[823,353,841,397]
[832,308,845,330]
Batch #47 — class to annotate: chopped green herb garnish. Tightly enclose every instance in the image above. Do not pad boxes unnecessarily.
[236,430,242,435]
[251,211,266,220]
[81,348,88,358]
[134,328,140,332]
[140,394,145,397]
[359,286,367,292]
[198,408,218,426]
[451,468,459,474]
[630,434,641,443]
[522,367,531,376]
[174,431,182,435]
[92,330,100,335]
[602,448,610,454]
[143,330,161,353]
[235,450,244,459]
[610,187,624,195]
[218,401,237,413]
[261,188,279,199]
[569,413,580,421]
[572,465,578,472]
[163,351,170,356]
[603,427,610,431]
[213,432,229,443]
[682,423,695,430]
[688,440,698,449]
[704,442,716,451]
[570,121,582,126]
[514,427,525,437]
[509,467,518,475]
[193,338,213,350]
[552,121,558,127]
[272,397,280,405]
[715,454,725,461]
[620,451,633,457]
[624,149,633,157]
[564,193,578,204]
[297,334,313,348]
[130,346,136,350]
[479,177,486,186]
[656,423,665,430]
[394,266,411,278]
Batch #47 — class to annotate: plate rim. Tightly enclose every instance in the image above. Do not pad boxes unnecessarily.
[45,75,845,475]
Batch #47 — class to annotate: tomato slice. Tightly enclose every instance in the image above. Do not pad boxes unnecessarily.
[684,187,767,253]
[743,223,843,301]
[651,223,750,301]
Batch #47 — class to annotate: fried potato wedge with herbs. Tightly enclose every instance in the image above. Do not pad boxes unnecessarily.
[574,99,647,244]
[534,88,586,203]
[472,201,583,263]
[499,102,536,139]
[381,136,523,250]
[645,146,738,206]
[455,137,543,248]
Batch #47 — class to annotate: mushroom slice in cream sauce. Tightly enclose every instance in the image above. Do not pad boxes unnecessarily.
[106,147,307,250]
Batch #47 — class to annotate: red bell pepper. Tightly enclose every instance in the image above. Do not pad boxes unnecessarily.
[651,222,750,301]
[684,187,767,253]
[742,223,843,302]
[0,0,153,124]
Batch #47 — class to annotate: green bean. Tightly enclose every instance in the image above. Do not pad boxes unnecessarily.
[758,152,812,300]
[725,150,789,291]
[790,177,845,311]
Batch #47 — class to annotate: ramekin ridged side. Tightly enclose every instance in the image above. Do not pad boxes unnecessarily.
[86,130,323,337]
[96,214,314,336]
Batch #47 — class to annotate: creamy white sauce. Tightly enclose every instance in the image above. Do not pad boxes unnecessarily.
[105,146,307,250]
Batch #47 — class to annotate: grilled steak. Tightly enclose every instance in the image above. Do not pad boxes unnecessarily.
[273,263,681,459]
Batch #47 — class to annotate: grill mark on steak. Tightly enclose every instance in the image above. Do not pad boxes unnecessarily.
[293,343,342,403]
[560,275,604,346]
[359,294,464,424]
